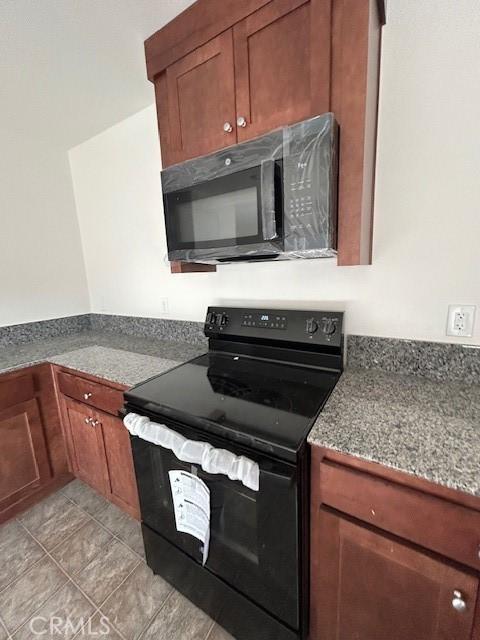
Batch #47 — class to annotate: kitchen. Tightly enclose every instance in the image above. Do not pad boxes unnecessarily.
[1,1,479,639]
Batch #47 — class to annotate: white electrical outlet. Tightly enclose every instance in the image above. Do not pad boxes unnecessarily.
[159,298,169,314]
[446,305,476,338]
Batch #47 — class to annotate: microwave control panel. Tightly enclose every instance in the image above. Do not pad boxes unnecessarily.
[282,115,338,253]
[205,307,343,348]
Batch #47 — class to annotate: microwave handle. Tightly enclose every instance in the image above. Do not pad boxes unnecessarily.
[260,159,281,241]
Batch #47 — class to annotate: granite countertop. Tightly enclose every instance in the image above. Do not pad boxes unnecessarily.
[0,330,206,387]
[2,326,479,498]
[308,368,480,497]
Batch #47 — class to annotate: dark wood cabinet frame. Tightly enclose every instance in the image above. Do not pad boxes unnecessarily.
[146,0,386,272]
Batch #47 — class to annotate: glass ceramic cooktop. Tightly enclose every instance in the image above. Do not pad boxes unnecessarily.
[125,351,340,457]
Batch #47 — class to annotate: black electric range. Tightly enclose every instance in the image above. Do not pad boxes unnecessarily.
[124,306,343,640]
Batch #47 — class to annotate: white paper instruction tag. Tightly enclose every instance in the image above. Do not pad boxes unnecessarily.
[169,470,210,565]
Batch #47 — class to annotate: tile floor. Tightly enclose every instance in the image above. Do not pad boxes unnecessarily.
[0,480,233,640]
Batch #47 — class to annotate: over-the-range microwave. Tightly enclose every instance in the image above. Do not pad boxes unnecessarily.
[161,114,338,264]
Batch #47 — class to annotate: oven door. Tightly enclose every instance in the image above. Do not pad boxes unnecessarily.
[163,161,283,262]
[130,415,301,630]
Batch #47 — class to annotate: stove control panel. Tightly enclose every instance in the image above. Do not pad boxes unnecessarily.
[241,312,287,330]
[205,307,343,348]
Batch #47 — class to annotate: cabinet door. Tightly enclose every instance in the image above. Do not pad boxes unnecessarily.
[98,411,140,519]
[64,399,107,495]
[233,0,331,142]
[160,30,236,165]
[311,509,478,640]
[0,399,51,512]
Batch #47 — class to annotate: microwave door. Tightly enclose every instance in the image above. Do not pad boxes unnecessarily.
[163,163,282,262]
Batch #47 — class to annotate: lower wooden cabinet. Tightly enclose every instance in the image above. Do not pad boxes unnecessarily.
[100,410,140,517]
[310,448,480,640]
[0,398,51,514]
[1,365,139,523]
[0,366,69,524]
[59,374,140,520]
[64,398,108,495]
[311,509,478,640]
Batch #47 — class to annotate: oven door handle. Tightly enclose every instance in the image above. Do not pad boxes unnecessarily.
[124,413,259,492]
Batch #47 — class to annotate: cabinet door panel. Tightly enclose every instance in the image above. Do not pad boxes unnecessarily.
[99,411,140,519]
[234,0,331,141]
[162,30,236,164]
[65,400,107,495]
[311,509,478,640]
[0,399,51,512]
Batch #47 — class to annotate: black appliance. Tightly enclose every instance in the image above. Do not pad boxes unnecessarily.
[161,114,338,264]
[124,307,344,640]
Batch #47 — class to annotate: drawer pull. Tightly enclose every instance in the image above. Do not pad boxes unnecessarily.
[84,417,92,425]
[91,420,100,428]
[452,590,467,612]
[83,392,92,400]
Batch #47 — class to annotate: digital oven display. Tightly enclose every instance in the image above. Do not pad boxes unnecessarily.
[241,313,287,330]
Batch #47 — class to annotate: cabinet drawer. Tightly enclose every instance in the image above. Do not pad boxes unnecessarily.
[0,373,35,411]
[57,371,123,416]
[319,461,480,570]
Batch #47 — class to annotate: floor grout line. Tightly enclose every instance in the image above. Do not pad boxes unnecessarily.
[2,559,69,638]
[204,619,217,640]
[136,589,176,640]
[0,614,11,640]
[2,485,179,640]
[14,520,111,637]
[57,488,146,563]
[94,557,142,612]
[0,549,47,597]
[16,510,144,640]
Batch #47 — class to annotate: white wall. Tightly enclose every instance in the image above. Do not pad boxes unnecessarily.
[69,1,480,344]
[0,132,89,327]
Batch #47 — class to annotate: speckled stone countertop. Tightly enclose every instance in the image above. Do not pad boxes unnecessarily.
[308,368,480,497]
[49,346,181,387]
[0,330,206,386]
[2,324,479,497]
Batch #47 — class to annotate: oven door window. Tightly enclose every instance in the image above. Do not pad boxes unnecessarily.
[131,427,299,629]
[164,165,276,250]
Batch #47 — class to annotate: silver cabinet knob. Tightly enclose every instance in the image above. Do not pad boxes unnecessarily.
[84,417,92,424]
[452,590,467,612]
[223,122,233,133]
[91,419,100,428]
[83,392,92,400]
[236,116,247,128]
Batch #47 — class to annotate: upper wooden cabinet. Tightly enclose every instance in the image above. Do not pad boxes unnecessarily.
[153,0,331,166]
[159,30,237,165]
[146,0,385,266]
[233,0,331,142]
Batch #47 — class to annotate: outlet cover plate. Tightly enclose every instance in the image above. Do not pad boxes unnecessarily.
[446,305,476,338]
[158,298,169,314]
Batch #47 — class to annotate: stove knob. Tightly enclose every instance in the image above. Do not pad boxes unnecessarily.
[206,312,217,325]
[322,317,338,336]
[306,318,318,335]
[218,313,229,327]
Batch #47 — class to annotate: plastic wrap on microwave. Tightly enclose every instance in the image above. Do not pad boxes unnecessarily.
[161,113,338,264]
[282,114,338,258]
